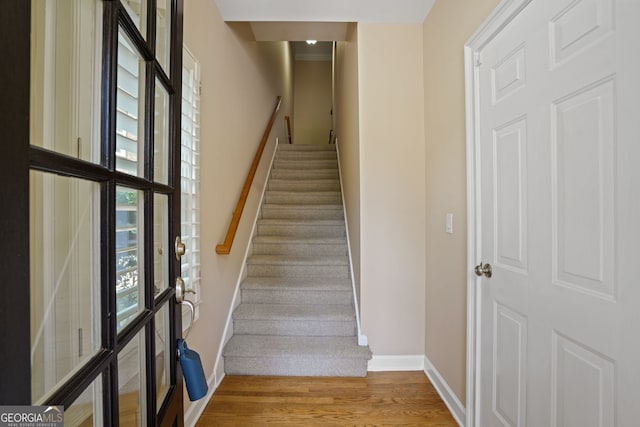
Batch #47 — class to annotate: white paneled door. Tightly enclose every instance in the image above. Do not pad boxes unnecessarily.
[471,0,640,426]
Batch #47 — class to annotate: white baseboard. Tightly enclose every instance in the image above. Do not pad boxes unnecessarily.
[367,355,425,371]
[184,369,224,427]
[424,355,466,427]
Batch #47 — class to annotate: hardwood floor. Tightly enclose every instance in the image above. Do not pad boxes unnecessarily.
[196,371,458,426]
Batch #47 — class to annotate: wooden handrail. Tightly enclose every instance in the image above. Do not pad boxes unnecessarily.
[216,96,282,255]
[284,115,292,144]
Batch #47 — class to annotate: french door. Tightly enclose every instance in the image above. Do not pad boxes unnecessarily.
[0,0,185,425]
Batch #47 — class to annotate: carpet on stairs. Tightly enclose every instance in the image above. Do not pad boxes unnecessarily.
[223,143,371,377]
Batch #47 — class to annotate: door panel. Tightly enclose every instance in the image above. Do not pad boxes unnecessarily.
[492,302,527,427]
[475,0,640,425]
[552,78,615,300]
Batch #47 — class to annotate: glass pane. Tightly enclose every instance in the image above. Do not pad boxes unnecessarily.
[154,304,171,411]
[121,0,147,38]
[156,0,171,73]
[153,194,169,295]
[154,80,169,184]
[65,375,103,427]
[118,330,147,426]
[116,187,144,331]
[30,172,101,403]
[30,0,102,163]
[116,28,146,177]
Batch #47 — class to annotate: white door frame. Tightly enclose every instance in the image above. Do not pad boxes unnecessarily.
[463,1,533,426]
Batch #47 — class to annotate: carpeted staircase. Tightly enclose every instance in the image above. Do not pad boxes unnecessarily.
[223,143,371,377]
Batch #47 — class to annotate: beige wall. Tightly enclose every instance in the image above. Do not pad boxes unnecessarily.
[422,0,502,403]
[357,23,426,355]
[183,0,292,418]
[182,0,501,415]
[334,23,361,304]
[293,60,332,144]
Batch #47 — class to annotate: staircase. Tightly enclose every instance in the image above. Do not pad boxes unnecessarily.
[223,143,371,377]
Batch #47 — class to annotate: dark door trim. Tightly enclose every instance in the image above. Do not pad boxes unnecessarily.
[0,0,32,404]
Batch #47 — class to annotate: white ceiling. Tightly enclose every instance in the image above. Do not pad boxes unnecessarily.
[215,0,436,23]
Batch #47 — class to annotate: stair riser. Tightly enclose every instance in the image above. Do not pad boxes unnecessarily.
[224,357,368,377]
[241,289,353,305]
[257,224,345,238]
[268,181,340,192]
[274,160,338,170]
[265,193,342,205]
[271,170,339,181]
[261,206,343,220]
[276,151,337,161]
[247,264,349,278]
[252,242,347,257]
[277,144,336,151]
[233,319,356,337]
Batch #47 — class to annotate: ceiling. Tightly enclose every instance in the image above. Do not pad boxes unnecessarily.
[215,0,436,24]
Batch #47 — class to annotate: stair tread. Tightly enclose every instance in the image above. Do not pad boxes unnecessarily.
[258,218,345,226]
[223,335,370,359]
[242,276,352,290]
[277,153,337,160]
[263,203,343,209]
[247,255,349,266]
[277,144,336,151]
[253,235,346,244]
[234,303,355,321]
[266,190,341,195]
[269,178,339,184]
[274,162,337,170]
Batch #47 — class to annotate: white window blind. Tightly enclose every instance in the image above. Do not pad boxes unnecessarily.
[180,46,201,321]
[115,30,145,331]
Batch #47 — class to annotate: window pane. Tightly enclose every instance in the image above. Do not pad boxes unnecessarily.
[156,0,171,74]
[153,194,169,295]
[30,172,101,403]
[154,304,171,411]
[116,187,144,331]
[116,28,146,177]
[154,80,169,184]
[30,0,102,163]
[65,375,103,427]
[118,330,147,426]
[121,0,147,38]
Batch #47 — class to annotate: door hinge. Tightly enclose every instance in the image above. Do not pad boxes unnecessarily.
[474,52,482,67]
[78,328,83,358]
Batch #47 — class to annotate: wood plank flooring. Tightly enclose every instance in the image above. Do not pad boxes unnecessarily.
[196,371,458,426]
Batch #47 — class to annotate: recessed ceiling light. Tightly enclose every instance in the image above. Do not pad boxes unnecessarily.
[306,40,317,45]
